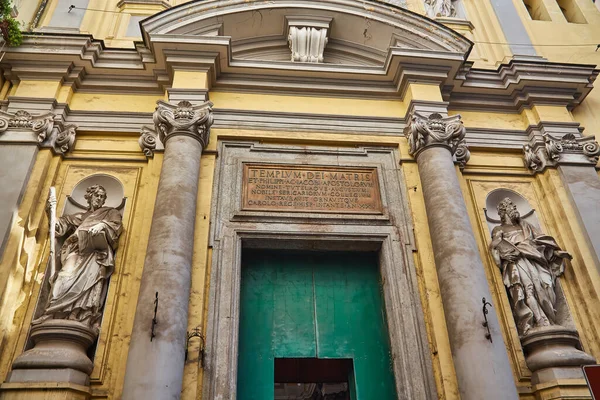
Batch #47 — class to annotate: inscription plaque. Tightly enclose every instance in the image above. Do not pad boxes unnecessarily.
[242,164,382,214]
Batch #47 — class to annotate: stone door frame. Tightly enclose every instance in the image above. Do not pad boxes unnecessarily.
[202,141,437,400]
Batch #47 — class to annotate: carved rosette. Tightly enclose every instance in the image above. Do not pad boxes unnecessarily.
[139,127,158,157]
[405,112,470,167]
[523,133,600,172]
[153,100,214,148]
[0,109,78,155]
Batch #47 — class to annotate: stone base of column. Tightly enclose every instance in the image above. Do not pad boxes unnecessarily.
[522,325,595,399]
[521,326,595,372]
[8,320,96,386]
[531,367,593,400]
[0,382,91,400]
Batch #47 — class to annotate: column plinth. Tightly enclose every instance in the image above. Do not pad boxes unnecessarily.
[122,100,213,400]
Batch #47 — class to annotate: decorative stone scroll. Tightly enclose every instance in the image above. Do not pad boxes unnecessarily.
[488,197,595,374]
[424,0,458,18]
[523,133,600,172]
[0,109,78,155]
[405,112,470,167]
[139,126,159,157]
[286,16,331,63]
[154,100,214,147]
[242,164,382,214]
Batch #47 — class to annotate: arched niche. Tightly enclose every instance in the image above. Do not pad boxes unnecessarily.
[63,174,126,216]
[484,188,538,234]
[484,188,577,333]
[28,173,126,356]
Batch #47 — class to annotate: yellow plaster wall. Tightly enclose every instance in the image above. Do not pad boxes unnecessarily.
[509,0,600,138]
[68,93,159,112]
[209,91,406,118]
[1,83,599,400]
[13,80,60,99]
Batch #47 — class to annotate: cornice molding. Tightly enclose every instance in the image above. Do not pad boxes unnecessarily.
[1,32,595,112]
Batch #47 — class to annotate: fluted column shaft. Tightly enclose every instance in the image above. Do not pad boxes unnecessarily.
[407,112,518,400]
[122,101,213,400]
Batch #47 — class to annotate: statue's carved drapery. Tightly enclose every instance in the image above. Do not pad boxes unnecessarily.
[33,185,123,333]
[490,198,570,336]
[424,0,457,18]
[488,196,595,373]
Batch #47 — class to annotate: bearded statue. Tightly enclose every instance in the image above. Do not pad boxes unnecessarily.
[33,185,123,334]
[424,0,457,18]
[489,198,571,336]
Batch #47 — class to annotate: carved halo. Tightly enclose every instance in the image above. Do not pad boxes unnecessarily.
[65,174,126,216]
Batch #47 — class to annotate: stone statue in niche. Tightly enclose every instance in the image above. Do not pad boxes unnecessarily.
[489,198,571,336]
[424,0,457,18]
[33,184,123,334]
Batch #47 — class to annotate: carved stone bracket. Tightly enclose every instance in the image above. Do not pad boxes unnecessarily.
[523,132,600,173]
[405,112,470,167]
[139,126,161,158]
[153,100,214,147]
[53,124,78,155]
[0,109,78,155]
[286,16,332,63]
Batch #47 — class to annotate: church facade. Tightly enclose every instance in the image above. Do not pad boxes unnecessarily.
[0,0,599,399]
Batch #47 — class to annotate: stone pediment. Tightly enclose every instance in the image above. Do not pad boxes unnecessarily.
[141,0,472,67]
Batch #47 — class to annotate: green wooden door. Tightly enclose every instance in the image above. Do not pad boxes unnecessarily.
[237,250,397,400]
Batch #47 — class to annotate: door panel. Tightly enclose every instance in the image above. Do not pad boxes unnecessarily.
[237,251,397,400]
[314,253,397,400]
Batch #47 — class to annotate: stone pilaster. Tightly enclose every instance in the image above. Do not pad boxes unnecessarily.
[405,109,518,400]
[122,100,213,400]
[0,109,77,260]
[523,128,600,271]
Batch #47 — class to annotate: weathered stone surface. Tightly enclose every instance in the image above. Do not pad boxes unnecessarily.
[11,320,96,376]
[122,101,213,400]
[521,326,595,372]
[415,146,518,400]
[242,164,382,214]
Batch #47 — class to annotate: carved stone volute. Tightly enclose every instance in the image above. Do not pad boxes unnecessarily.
[405,112,470,167]
[0,109,78,155]
[153,100,214,148]
[523,132,600,173]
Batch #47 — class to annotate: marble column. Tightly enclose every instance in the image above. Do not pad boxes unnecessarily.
[122,100,213,400]
[405,111,518,400]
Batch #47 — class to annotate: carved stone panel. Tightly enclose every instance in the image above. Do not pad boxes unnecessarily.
[242,164,382,214]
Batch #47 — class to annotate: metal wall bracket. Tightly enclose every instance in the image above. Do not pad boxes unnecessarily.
[151,291,158,342]
[482,297,493,343]
[186,326,205,367]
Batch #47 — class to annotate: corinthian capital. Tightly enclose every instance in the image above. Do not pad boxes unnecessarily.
[405,112,470,166]
[523,132,600,173]
[153,100,214,147]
